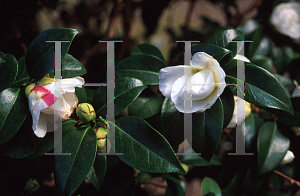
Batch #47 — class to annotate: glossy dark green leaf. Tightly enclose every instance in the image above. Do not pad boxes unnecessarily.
[192,98,223,161]
[0,57,5,63]
[49,54,87,79]
[191,44,231,62]
[207,29,245,59]
[247,29,271,59]
[270,44,293,74]
[116,69,159,85]
[226,63,293,114]
[13,56,30,87]
[87,155,107,191]
[93,77,147,117]
[244,113,263,151]
[128,94,164,118]
[0,88,28,144]
[257,122,290,175]
[116,54,166,73]
[86,88,96,105]
[75,86,87,104]
[0,115,35,158]
[112,116,186,174]
[25,28,80,81]
[160,98,185,149]
[269,172,283,191]
[278,97,300,127]
[0,52,18,92]
[220,88,235,129]
[201,177,222,196]
[273,74,295,95]
[180,148,221,166]
[251,56,272,72]
[54,126,97,196]
[131,43,165,62]
[164,174,186,196]
[27,119,76,158]
[243,166,265,192]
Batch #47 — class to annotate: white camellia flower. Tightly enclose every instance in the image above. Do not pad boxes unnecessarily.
[270,2,300,39]
[280,150,295,165]
[25,75,84,138]
[159,52,226,113]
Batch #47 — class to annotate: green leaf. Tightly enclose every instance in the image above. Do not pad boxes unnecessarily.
[191,44,231,62]
[86,88,96,105]
[116,54,166,73]
[270,44,293,74]
[27,119,76,158]
[180,148,221,166]
[220,88,235,129]
[13,56,30,87]
[192,98,223,161]
[0,115,35,158]
[0,52,18,93]
[54,126,97,196]
[201,177,222,196]
[0,88,28,144]
[243,166,265,192]
[116,69,159,85]
[160,98,185,149]
[257,122,290,175]
[226,63,293,114]
[49,54,87,79]
[251,55,272,72]
[131,43,165,62]
[75,86,87,104]
[112,116,186,174]
[164,174,186,196]
[244,113,263,151]
[128,94,164,118]
[247,29,271,59]
[25,28,80,81]
[207,29,245,59]
[93,77,147,117]
[278,97,300,127]
[273,74,295,95]
[87,155,107,191]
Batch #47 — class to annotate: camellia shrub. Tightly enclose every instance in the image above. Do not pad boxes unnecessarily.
[0,0,300,196]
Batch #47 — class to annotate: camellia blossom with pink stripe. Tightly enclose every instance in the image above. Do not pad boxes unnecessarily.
[25,75,84,138]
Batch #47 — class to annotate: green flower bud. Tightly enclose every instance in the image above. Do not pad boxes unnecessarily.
[94,126,107,149]
[25,83,36,98]
[76,103,96,123]
[137,172,153,184]
[24,178,39,194]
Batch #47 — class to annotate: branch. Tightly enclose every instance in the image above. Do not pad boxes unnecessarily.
[273,170,300,187]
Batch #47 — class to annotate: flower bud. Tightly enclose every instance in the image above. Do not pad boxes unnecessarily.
[94,126,107,149]
[137,172,153,184]
[24,178,39,194]
[281,150,295,165]
[76,103,96,123]
[25,83,36,98]
[227,96,251,128]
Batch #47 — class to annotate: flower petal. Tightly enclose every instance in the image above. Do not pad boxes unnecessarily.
[61,77,85,94]
[189,69,215,100]
[31,98,49,132]
[234,54,250,63]
[159,66,189,99]
[34,113,48,138]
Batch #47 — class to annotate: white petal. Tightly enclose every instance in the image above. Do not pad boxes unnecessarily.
[159,66,189,99]
[31,99,49,132]
[189,70,215,100]
[61,77,85,94]
[34,113,48,138]
[234,54,250,63]
[191,52,226,84]
[281,150,295,165]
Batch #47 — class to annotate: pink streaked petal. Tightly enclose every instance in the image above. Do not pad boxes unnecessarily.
[34,113,47,138]
[42,91,57,107]
[33,85,50,97]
